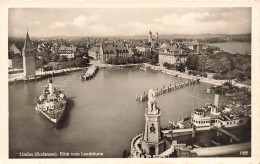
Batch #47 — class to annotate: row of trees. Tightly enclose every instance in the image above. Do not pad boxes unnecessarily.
[184,52,251,81]
[163,62,185,72]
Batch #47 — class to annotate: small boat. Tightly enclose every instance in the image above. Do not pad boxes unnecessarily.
[36,79,67,123]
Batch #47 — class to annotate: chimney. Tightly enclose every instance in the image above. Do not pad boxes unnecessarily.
[49,79,54,95]
[214,94,220,107]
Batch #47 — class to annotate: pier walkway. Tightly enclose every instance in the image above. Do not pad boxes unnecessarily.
[211,126,242,142]
[80,65,98,80]
[136,78,199,102]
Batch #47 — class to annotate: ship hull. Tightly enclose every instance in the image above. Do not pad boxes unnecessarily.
[162,119,250,138]
[36,103,66,124]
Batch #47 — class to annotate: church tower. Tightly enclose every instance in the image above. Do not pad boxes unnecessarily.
[141,89,165,156]
[156,32,158,40]
[148,30,152,43]
[22,31,35,79]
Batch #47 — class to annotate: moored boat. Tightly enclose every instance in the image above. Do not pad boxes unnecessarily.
[162,94,251,137]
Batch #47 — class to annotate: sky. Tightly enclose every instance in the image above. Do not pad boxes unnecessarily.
[8,8,251,37]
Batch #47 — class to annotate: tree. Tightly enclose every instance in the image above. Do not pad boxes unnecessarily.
[52,54,60,62]
[185,55,198,70]
[242,63,249,73]
[235,71,245,81]
[219,56,232,73]
[198,55,207,72]
[58,56,68,62]
[112,57,119,65]
[129,56,135,64]
[39,57,47,65]
[8,51,15,59]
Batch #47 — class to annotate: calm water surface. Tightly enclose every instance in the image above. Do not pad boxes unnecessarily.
[208,42,251,55]
[9,68,232,158]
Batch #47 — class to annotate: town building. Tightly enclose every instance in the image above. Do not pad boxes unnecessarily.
[136,46,151,56]
[186,42,203,54]
[9,44,21,55]
[100,44,134,63]
[88,47,100,60]
[22,31,36,79]
[8,59,12,68]
[58,45,77,58]
[77,45,86,54]
[158,44,188,66]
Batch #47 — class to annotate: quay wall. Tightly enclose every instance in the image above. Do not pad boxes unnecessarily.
[143,63,251,90]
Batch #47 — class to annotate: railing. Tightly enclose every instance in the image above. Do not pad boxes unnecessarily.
[136,79,199,102]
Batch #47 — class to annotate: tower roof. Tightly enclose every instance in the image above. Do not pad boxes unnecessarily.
[23,31,34,50]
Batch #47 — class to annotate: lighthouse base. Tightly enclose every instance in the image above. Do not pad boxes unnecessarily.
[141,139,165,156]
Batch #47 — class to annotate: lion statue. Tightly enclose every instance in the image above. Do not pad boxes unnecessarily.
[148,89,156,111]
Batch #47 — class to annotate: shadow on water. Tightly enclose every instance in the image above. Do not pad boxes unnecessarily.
[55,98,75,130]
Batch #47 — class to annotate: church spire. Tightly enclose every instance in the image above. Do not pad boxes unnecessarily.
[23,30,34,50]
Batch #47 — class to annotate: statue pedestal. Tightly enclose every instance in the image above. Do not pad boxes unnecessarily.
[141,107,165,156]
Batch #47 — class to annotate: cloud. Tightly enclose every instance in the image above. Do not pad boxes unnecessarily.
[70,15,102,28]
[49,15,102,30]
[117,11,251,35]
[50,22,67,29]
[30,21,40,25]
[46,10,250,36]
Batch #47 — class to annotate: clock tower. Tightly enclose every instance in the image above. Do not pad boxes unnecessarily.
[141,89,165,156]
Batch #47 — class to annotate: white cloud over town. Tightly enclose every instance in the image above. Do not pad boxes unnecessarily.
[9,8,251,37]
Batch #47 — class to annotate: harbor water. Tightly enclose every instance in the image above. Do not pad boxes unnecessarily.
[9,68,250,158]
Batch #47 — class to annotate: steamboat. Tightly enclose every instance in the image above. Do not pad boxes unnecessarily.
[162,93,251,137]
[35,79,67,123]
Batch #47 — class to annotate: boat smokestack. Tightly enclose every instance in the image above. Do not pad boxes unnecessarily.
[49,79,54,95]
[214,94,220,107]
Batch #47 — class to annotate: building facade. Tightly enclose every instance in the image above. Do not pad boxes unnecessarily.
[58,45,77,58]
[159,45,187,66]
[136,46,151,56]
[22,32,36,79]
[100,44,134,63]
[88,47,100,60]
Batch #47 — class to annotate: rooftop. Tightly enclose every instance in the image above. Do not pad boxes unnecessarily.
[88,46,100,53]
[58,45,77,51]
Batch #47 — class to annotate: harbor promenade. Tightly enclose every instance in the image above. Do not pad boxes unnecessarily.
[143,63,251,90]
[9,67,84,83]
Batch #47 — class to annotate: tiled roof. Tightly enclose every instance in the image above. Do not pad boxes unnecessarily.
[103,44,128,53]
[88,46,99,53]
[58,45,77,51]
